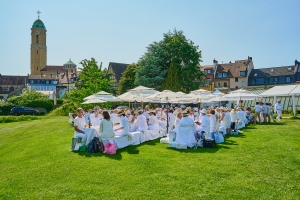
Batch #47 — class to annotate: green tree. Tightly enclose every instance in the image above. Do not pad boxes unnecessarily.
[7,88,53,112]
[161,62,181,92]
[64,58,113,107]
[118,63,137,95]
[135,29,204,92]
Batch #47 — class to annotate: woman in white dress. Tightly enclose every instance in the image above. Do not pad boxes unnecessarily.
[174,112,183,129]
[90,108,102,126]
[215,108,220,132]
[148,110,159,131]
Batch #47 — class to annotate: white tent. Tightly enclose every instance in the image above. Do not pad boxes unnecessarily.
[259,85,298,97]
[128,86,158,95]
[213,89,225,96]
[254,84,300,116]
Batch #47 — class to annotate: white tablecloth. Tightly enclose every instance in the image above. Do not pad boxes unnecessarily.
[90,126,100,135]
[83,128,98,145]
[101,132,143,149]
[145,130,160,141]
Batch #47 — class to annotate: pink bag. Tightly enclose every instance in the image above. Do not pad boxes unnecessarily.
[103,143,117,154]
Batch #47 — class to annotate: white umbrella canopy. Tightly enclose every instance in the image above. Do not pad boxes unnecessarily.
[208,96,230,102]
[191,89,211,95]
[81,98,106,104]
[119,93,150,102]
[129,86,154,91]
[186,93,215,101]
[83,91,122,102]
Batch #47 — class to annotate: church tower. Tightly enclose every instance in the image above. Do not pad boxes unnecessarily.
[30,11,47,75]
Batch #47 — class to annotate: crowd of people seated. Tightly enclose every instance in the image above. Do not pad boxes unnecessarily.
[73,101,281,149]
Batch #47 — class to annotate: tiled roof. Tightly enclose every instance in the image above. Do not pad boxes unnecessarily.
[202,65,214,70]
[249,66,294,78]
[0,75,28,86]
[59,72,78,84]
[108,62,129,82]
[40,65,64,71]
[215,60,248,78]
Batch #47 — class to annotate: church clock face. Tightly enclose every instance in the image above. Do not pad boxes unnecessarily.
[36,30,40,35]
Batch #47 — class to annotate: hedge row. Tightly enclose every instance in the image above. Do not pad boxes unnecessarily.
[0,115,39,123]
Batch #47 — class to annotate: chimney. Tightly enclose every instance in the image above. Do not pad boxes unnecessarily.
[229,61,231,63]
[295,59,298,67]
[213,59,218,64]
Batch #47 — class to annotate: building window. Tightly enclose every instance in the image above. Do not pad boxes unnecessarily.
[37,50,38,54]
[274,77,278,83]
[235,86,238,89]
[251,79,256,85]
[235,78,238,82]
[218,73,223,78]
[217,82,221,87]
[30,80,34,84]
[46,81,49,84]
[37,80,40,84]
[36,34,39,44]
[37,66,38,71]
[223,73,227,77]
[241,81,245,87]
[240,71,246,76]
[224,82,227,87]
[286,77,291,83]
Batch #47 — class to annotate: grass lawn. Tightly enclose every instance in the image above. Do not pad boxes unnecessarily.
[0,117,299,199]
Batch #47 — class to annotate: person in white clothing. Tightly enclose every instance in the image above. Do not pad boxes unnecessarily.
[114,110,130,136]
[90,108,102,126]
[175,111,196,148]
[168,109,176,130]
[195,109,210,134]
[261,103,268,123]
[225,109,232,129]
[148,110,159,131]
[254,102,262,124]
[74,108,87,145]
[136,110,148,132]
[275,100,282,121]
[230,109,237,131]
[268,103,276,122]
[209,109,217,132]
[174,112,183,128]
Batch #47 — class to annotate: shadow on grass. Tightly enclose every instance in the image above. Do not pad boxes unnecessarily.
[75,144,141,160]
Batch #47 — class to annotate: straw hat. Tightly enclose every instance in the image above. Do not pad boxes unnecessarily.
[200,109,207,114]
[149,109,156,114]
[117,110,125,115]
[182,111,189,117]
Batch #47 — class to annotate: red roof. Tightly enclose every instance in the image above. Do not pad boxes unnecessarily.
[40,65,64,71]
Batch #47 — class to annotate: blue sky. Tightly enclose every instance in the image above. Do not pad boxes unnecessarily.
[0,0,299,75]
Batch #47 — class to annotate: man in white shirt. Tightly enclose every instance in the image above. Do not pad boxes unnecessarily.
[168,109,176,130]
[254,102,262,124]
[261,102,269,123]
[74,108,87,145]
[275,100,282,121]
[114,110,129,136]
[196,109,210,135]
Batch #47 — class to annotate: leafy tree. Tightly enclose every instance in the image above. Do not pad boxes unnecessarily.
[7,88,53,112]
[161,62,181,92]
[118,63,137,95]
[64,58,113,107]
[135,29,204,92]
[135,43,167,90]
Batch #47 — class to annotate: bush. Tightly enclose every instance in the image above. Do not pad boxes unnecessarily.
[0,104,16,115]
[49,103,77,116]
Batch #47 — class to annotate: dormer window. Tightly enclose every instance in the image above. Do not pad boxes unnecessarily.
[254,73,257,76]
[218,73,223,78]
[240,71,246,76]
[223,73,227,77]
